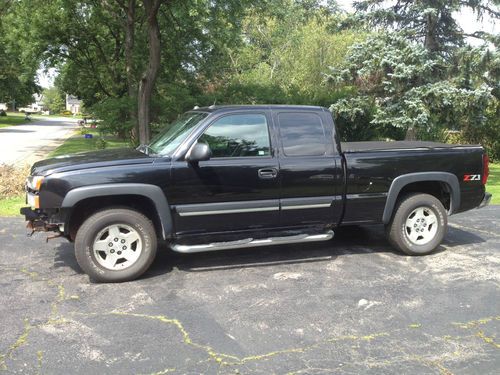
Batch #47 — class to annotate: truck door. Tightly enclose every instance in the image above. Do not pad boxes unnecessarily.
[274,110,343,227]
[170,111,281,235]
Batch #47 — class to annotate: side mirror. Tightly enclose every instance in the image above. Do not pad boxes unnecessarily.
[186,142,211,163]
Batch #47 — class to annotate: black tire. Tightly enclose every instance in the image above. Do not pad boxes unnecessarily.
[74,208,157,282]
[386,193,447,255]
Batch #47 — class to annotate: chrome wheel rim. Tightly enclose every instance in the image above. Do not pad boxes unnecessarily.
[92,224,142,270]
[404,206,438,245]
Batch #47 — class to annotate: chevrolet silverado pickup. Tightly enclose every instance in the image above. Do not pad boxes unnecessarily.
[21,105,492,282]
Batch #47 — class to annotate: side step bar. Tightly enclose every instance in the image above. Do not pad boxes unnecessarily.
[171,230,334,254]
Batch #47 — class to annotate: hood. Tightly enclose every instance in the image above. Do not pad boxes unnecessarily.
[32,148,156,176]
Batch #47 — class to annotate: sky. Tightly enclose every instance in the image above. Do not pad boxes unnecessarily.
[37,0,499,88]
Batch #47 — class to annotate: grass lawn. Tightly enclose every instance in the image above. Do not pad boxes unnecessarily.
[486,163,500,204]
[0,112,27,128]
[0,112,84,129]
[49,129,130,157]
[0,196,25,217]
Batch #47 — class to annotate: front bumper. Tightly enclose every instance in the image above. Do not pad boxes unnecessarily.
[478,192,492,209]
[20,206,40,221]
[20,206,61,233]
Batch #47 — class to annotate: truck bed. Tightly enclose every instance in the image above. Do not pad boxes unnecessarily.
[340,142,485,224]
[341,141,476,153]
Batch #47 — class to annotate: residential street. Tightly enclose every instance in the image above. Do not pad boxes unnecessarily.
[0,206,498,374]
[0,117,76,166]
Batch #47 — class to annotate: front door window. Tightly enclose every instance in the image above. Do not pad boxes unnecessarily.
[198,114,271,158]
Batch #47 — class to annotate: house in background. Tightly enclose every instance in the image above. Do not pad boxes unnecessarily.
[66,95,82,114]
[18,94,47,113]
[0,103,7,111]
[30,93,45,112]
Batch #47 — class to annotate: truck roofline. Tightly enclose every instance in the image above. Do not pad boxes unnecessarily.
[191,104,330,113]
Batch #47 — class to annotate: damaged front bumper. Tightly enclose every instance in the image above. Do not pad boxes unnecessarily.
[20,207,63,236]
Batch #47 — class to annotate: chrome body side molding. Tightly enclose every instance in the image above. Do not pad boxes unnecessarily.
[175,199,279,217]
[175,196,337,217]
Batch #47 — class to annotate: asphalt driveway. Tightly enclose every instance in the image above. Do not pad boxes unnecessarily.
[0,206,499,374]
[0,117,76,166]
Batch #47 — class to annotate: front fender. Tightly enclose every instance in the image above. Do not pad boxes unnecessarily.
[61,183,173,239]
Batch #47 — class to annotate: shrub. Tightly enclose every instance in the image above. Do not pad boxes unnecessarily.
[0,164,30,198]
[95,138,107,150]
[60,110,73,116]
[89,97,135,139]
[0,110,6,116]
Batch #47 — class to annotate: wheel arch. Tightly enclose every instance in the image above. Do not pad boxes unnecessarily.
[62,183,173,240]
[382,172,460,224]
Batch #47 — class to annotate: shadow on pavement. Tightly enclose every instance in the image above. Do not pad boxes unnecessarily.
[444,225,487,247]
[53,224,487,281]
[0,129,35,133]
[27,121,76,127]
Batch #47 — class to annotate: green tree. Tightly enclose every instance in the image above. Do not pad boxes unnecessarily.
[7,0,255,143]
[329,32,498,149]
[0,1,38,107]
[207,1,361,107]
[42,87,65,114]
[353,0,500,55]
[328,0,500,153]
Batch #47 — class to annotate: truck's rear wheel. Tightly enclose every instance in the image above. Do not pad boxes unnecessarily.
[74,208,157,282]
[386,193,447,255]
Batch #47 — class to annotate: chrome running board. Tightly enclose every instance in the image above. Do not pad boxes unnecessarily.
[171,230,334,253]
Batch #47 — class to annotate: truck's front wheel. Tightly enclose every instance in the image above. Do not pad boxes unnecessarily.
[74,208,157,282]
[386,193,447,255]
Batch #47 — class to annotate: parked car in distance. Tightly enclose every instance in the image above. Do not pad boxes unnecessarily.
[21,105,491,282]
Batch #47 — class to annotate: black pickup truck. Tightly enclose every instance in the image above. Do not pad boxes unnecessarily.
[21,105,491,282]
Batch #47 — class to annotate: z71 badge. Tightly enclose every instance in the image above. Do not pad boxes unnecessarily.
[463,174,481,181]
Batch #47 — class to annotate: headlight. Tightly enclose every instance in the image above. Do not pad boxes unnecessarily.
[27,176,44,191]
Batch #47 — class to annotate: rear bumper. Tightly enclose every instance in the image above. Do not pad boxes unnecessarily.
[478,192,492,209]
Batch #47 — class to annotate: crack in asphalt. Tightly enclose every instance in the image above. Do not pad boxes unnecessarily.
[1,260,499,375]
[0,319,33,370]
[0,269,69,371]
[4,265,497,375]
[1,208,499,374]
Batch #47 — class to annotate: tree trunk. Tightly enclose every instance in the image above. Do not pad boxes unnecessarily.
[137,0,162,145]
[125,0,136,98]
[405,127,417,141]
[424,11,439,53]
[124,0,137,141]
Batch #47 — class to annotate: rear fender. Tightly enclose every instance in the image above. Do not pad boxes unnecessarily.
[382,172,460,224]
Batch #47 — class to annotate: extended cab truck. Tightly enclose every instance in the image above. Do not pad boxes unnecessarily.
[21,105,492,282]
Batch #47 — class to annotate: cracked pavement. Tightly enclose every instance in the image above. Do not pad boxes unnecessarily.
[0,206,499,374]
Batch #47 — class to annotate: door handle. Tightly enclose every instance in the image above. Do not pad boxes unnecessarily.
[258,168,278,179]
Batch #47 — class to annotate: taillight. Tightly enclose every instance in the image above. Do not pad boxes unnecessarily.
[482,154,489,185]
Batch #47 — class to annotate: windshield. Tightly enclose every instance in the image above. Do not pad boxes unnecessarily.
[148,112,208,155]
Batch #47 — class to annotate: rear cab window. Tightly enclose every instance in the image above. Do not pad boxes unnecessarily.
[277,112,327,157]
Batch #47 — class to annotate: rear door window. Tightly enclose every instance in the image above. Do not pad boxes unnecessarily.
[278,112,326,157]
